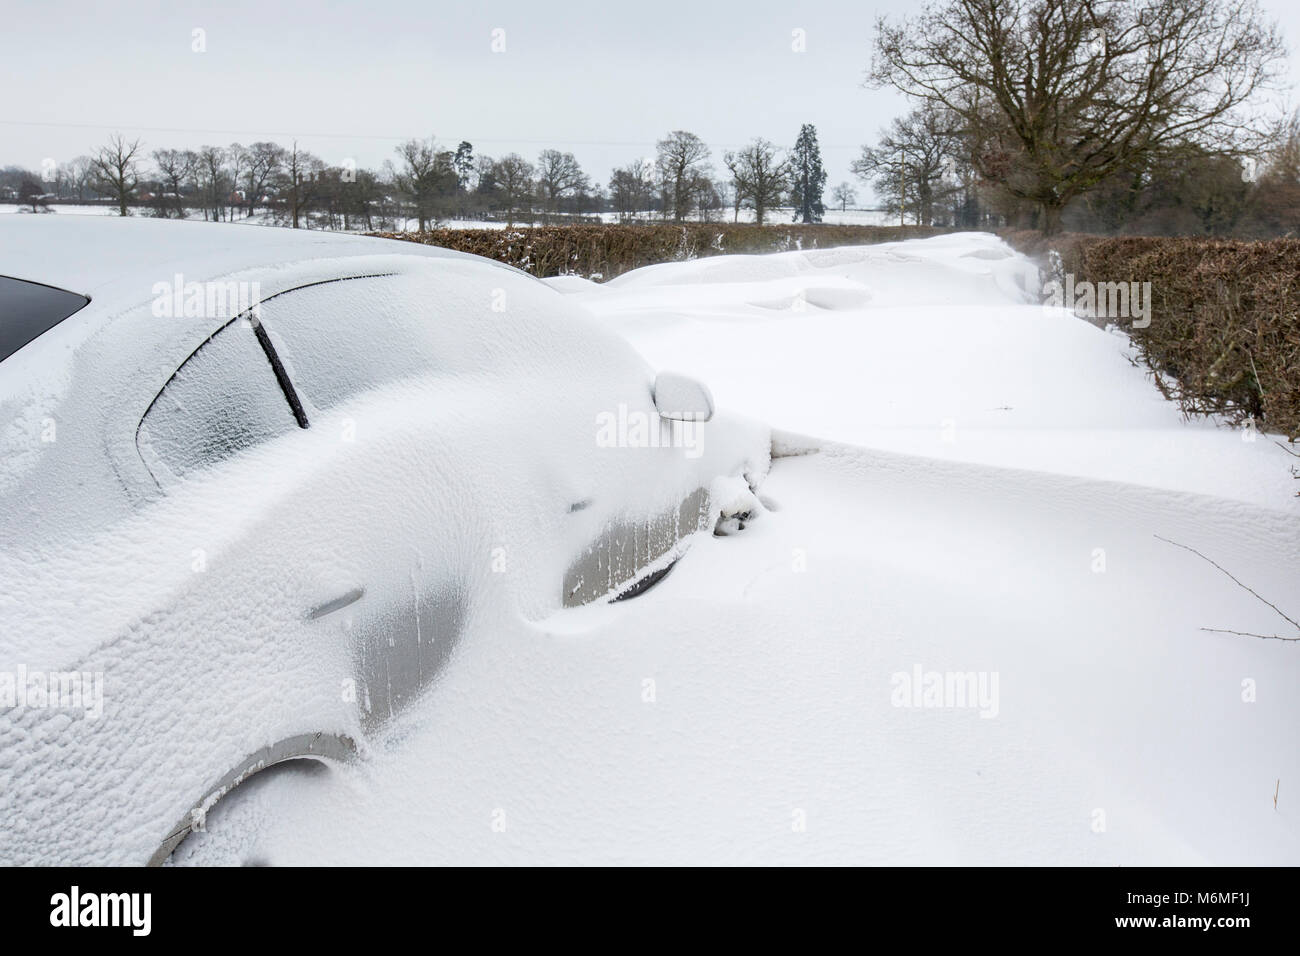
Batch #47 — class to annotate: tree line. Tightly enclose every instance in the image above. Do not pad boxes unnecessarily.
[10,0,1297,239]
[2,126,836,230]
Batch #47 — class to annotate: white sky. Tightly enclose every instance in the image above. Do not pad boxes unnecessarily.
[3,0,1298,194]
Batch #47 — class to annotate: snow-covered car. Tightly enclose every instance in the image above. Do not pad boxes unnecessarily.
[0,217,769,865]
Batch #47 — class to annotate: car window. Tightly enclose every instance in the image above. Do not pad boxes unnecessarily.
[0,275,90,363]
[137,319,299,481]
[257,277,434,411]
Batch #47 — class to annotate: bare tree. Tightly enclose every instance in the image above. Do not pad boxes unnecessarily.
[242,142,286,219]
[724,139,790,225]
[871,0,1287,233]
[63,156,94,202]
[278,142,325,228]
[692,174,726,222]
[152,148,195,218]
[468,154,496,219]
[535,149,589,220]
[92,134,142,216]
[225,143,248,220]
[332,166,384,230]
[608,160,656,220]
[490,153,535,228]
[852,104,964,225]
[831,182,857,211]
[1246,111,1300,235]
[1264,112,1300,184]
[394,137,456,230]
[656,131,712,222]
[195,146,229,221]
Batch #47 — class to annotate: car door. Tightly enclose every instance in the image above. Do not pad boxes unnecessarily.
[135,279,465,734]
[247,276,467,731]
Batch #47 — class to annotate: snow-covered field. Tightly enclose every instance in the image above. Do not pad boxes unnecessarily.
[175,232,1300,865]
[0,203,503,232]
[2,203,893,230]
[0,203,120,217]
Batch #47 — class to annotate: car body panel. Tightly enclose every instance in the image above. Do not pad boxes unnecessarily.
[0,218,771,864]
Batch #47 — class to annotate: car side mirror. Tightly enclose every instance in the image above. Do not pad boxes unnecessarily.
[653,371,714,422]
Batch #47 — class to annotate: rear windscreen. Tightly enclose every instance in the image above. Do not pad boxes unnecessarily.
[0,275,91,363]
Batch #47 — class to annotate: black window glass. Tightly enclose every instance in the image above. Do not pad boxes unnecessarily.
[0,275,90,363]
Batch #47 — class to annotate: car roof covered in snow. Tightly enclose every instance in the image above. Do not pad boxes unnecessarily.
[0,216,620,554]
[0,215,501,301]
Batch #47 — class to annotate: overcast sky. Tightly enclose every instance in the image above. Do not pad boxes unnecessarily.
[4,0,1298,199]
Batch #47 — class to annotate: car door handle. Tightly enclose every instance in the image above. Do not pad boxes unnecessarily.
[306,587,365,621]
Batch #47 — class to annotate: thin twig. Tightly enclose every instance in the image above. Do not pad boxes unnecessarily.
[1247,350,1265,399]
[1200,627,1300,642]
[1155,534,1300,633]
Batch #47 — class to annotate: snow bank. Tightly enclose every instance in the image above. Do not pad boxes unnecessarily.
[174,231,1299,866]
[179,440,1300,865]
[588,233,1298,511]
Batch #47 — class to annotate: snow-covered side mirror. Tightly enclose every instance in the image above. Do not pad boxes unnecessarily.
[653,371,714,422]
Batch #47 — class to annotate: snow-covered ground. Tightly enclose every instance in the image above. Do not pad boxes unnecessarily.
[0,202,119,217]
[171,232,1300,865]
[572,234,1298,508]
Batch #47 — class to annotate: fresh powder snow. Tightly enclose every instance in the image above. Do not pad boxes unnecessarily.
[172,233,1299,866]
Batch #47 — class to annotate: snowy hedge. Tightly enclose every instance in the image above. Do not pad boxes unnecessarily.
[1007,231,1300,442]
[371,223,946,281]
